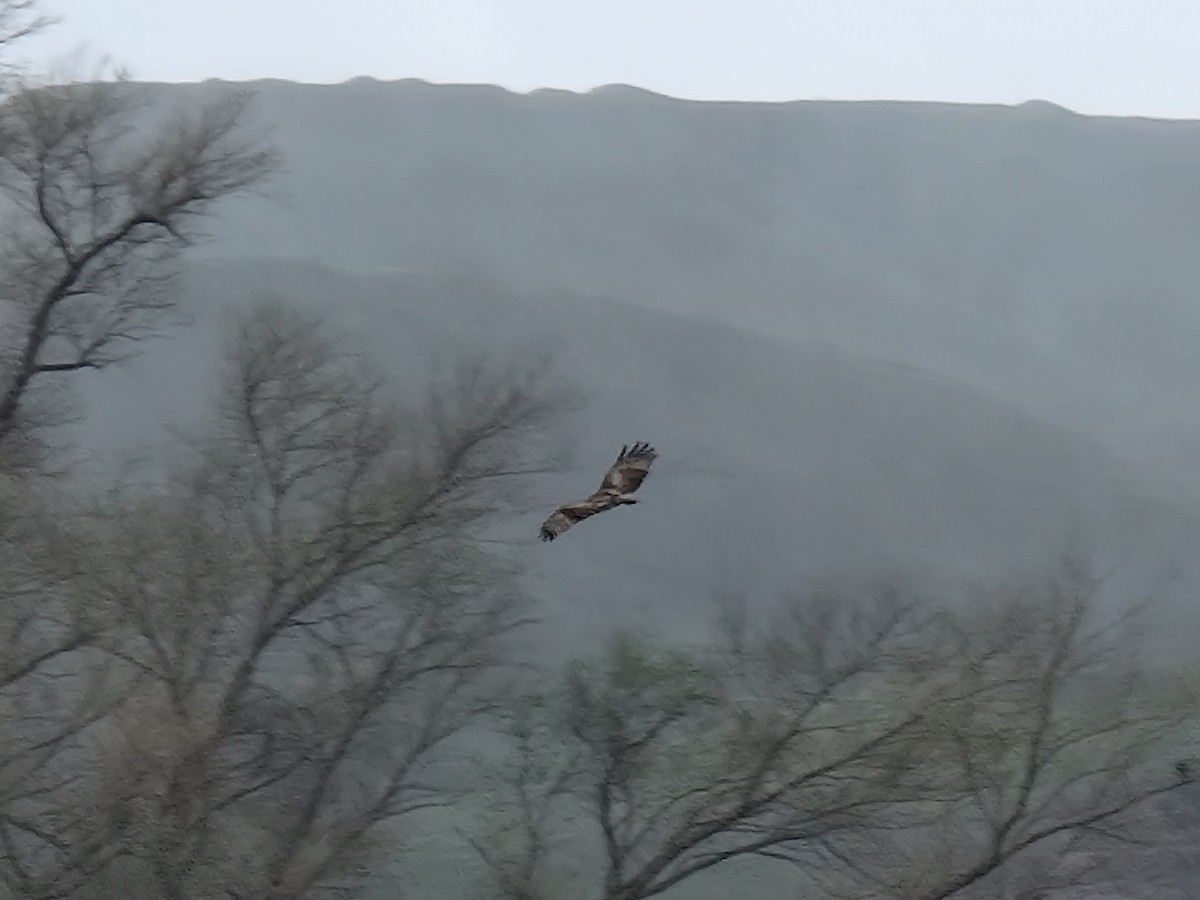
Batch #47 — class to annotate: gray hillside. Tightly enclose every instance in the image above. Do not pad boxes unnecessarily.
[73,259,1199,656]
[119,77,1200,497]
[50,81,1200,897]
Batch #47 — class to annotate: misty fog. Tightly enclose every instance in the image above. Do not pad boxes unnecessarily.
[2,16,1200,897]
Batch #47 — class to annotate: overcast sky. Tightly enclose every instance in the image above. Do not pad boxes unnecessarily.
[20,0,1200,119]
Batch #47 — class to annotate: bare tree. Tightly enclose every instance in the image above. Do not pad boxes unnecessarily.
[878,559,1199,900]
[0,462,154,899]
[0,1,55,63]
[7,299,575,900]
[470,564,1200,900]
[0,69,278,459]
[472,589,956,900]
[462,697,586,900]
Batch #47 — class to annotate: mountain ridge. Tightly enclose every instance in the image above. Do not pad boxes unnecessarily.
[124,77,1200,466]
[172,76,1199,122]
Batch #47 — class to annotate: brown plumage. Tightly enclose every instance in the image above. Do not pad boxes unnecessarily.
[539,442,658,542]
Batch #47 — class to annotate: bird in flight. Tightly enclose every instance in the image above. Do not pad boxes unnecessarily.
[540,442,657,542]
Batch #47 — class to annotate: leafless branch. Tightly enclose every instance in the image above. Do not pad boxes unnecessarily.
[470,563,1200,900]
[0,73,278,458]
[20,298,575,900]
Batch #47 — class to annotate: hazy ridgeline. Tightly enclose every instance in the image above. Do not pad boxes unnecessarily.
[0,11,1198,897]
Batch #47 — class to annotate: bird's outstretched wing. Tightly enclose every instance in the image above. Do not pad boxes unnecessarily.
[596,442,657,495]
[539,496,619,542]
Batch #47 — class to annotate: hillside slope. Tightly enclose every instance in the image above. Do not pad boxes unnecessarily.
[70,258,1196,654]
[105,77,1200,495]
